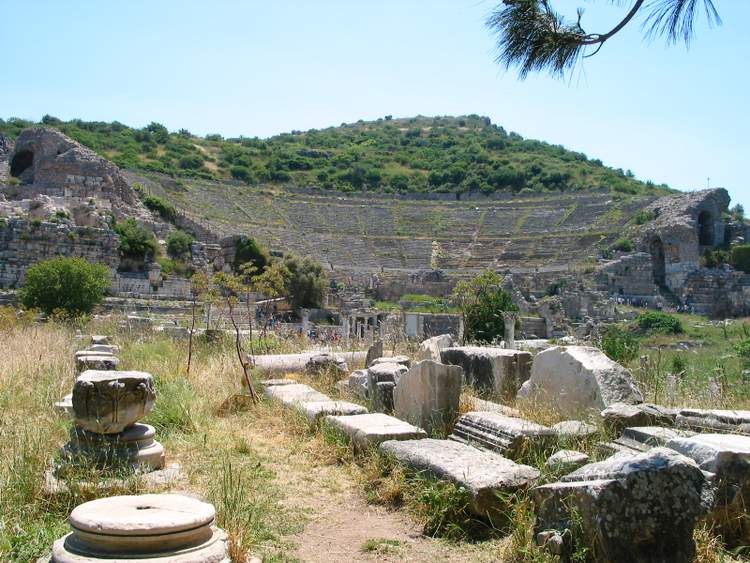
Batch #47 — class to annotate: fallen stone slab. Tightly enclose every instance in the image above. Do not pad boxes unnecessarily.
[533,448,713,563]
[346,370,369,398]
[325,413,426,449]
[675,408,750,435]
[372,381,396,413]
[76,354,119,372]
[393,360,463,434]
[305,353,348,377]
[666,433,750,545]
[263,383,330,407]
[298,400,368,422]
[380,438,539,516]
[601,402,676,432]
[87,344,119,355]
[259,378,297,387]
[417,334,454,362]
[468,397,522,417]
[91,335,110,345]
[552,420,598,439]
[450,411,555,457]
[365,340,384,367]
[367,361,408,385]
[252,350,367,374]
[370,355,411,368]
[545,450,590,472]
[599,425,694,456]
[441,346,531,399]
[517,346,642,417]
[74,349,115,360]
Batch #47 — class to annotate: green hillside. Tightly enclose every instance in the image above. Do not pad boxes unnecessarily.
[0,114,672,196]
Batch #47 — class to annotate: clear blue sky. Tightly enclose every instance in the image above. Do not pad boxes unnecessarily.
[1,0,747,210]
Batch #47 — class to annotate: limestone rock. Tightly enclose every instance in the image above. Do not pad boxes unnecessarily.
[263,383,329,406]
[517,346,642,417]
[75,354,119,372]
[545,450,590,472]
[325,413,426,450]
[450,411,555,457]
[370,355,411,368]
[304,353,348,377]
[440,346,531,399]
[552,420,598,439]
[298,400,368,423]
[599,425,693,456]
[601,402,676,432]
[365,340,384,367]
[72,371,156,434]
[393,360,463,434]
[417,334,454,362]
[533,448,713,563]
[675,408,750,435]
[380,438,539,516]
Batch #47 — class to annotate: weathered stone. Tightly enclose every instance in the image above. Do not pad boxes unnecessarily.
[675,408,750,435]
[468,397,522,417]
[259,378,297,387]
[533,448,713,563]
[50,494,229,562]
[365,340,384,367]
[91,335,110,345]
[440,346,531,399]
[304,353,348,377]
[75,349,115,360]
[325,413,426,449]
[298,400,368,422]
[517,346,642,417]
[552,420,598,439]
[372,381,395,413]
[601,402,676,432]
[666,433,750,544]
[393,360,463,434]
[263,383,329,406]
[347,370,369,398]
[417,333,454,362]
[53,393,73,416]
[61,423,165,472]
[370,355,411,368]
[367,361,409,386]
[380,438,539,516]
[599,425,693,456]
[87,344,119,355]
[545,450,590,472]
[450,411,555,457]
[75,354,119,372]
[253,351,367,374]
[73,371,156,434]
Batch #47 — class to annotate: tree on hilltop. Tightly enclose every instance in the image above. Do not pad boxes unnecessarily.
[487,0,721,77]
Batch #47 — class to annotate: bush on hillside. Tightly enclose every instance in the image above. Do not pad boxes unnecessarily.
[143,195,177,222]
[20,257,109,316]
[730,244,750,274]
[612,238,634,252]
[451,270,518,344]
[114,218,158,261]
[635,311,683,335]
[600,325,640,363]
[233,236,269,273]
[166,230,193,260]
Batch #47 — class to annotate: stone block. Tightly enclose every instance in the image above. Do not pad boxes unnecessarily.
[393,360,463,434]
[370,355,411,368]
[675,408,750,435]
[517,346,643,417]
[450,411,555,457]
[298,400,368,422]
[545,450,590,472]
[304,353,348,377]
[325,413,426,449]
[417,334,454,362]
[440,346,531,399]
[380,438,539,516]
[91,335,110,345]
[365,340,383,367]
[75,354,119,372]
[73,371,156,434]
[61,423,165,472]
[552,420,598,439]
[601,402,676,432]
[263,383,330,407]
[598,425,693,456]
[533,448,713,563]
[372,381,395,413]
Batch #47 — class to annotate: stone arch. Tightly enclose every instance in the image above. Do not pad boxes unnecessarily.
[698,210,714,246]
[650,237,666,286]
[10,149,34,180]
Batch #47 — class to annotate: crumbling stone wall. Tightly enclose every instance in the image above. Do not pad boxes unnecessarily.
[0,217,119,288]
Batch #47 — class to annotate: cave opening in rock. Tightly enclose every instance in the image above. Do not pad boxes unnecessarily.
[698,210,714,246]
[651,237,666,287]
[10,149,34,179]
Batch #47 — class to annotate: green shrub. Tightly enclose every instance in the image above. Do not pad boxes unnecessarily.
[114,218,158,261]
[233,236,269,272]
[166,230,193,260]
[281,254,327,309]
[730,244,750,274]
[143,195,177,222]
[452,270,518,344]
[612,238,634,252]
[19,257,109,316]
[701,249,729,269]
[601,325,640,363]
[735,338,750,368]
[635,311,683,334]
[631,209,656,225]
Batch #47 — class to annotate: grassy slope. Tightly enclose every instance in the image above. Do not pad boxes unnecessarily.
[1,115,674,197]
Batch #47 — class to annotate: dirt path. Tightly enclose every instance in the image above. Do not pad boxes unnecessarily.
[242,421,500,562]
